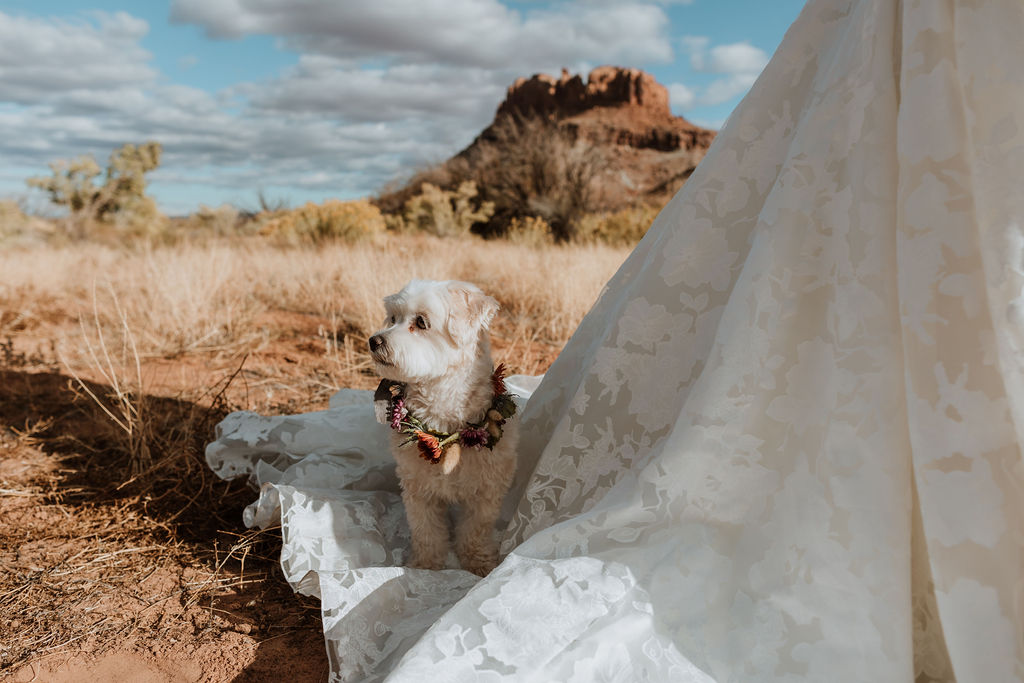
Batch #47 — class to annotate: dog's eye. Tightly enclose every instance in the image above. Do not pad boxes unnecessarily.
[415,315,429,330]
[389,315,396,325]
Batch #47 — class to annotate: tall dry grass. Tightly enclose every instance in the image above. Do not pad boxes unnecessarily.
[0,234,628,355]
[2,233,629,493]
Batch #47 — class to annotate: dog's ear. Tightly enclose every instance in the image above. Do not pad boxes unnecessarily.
[445,281,499,345]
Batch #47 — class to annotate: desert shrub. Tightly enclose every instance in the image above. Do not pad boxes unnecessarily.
[0,199,54,245]
[0,200,28,242]
[108,193,166,238]
[0,199,18,237]
[383,212,412,233]
[260,199,386,244]
[373,117,605,240]
[28,142,165,239]
[0,199,22,244]
[401,181,494,238]
[27,156,102,217]
[192,204,243,236]
[575,203,662,246]
[374,163,462,216]
[471,116,604,241]
[505,215,555,247]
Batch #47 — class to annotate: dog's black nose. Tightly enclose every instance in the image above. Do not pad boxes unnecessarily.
[369,335,385,353]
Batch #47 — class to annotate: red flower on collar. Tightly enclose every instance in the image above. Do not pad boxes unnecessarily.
[491,363,508,396]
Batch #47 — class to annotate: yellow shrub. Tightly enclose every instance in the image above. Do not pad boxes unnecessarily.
[402,181,494,238]
[505,215,554,247]
[193,203,241,235]
[383,212,411,233]
[260,199,386,244]
[0,200,25,240]
[0,199,54,244]
[108,194,168,238]
[575,203,662,246]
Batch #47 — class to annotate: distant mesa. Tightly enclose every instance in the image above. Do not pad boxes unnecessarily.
[498,66,672,120]
[377,66,715,222]
[476,65,714,159]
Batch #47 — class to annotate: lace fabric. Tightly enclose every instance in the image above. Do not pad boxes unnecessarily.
[206,0,1024,679]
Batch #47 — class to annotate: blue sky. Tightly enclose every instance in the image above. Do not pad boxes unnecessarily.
[0,1,805,215]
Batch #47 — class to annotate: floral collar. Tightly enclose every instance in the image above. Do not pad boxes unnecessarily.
[374,364,517,466]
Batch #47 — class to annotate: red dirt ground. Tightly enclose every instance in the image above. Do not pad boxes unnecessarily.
[1,309,559,682]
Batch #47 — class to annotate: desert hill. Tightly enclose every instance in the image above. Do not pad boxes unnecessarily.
[470,66,715,198]
[377,66,715,237]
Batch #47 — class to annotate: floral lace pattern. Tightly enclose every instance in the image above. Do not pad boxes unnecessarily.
[206,0,1024,680]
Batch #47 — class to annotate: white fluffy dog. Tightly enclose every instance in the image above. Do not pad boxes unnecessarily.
[369,280,518,576]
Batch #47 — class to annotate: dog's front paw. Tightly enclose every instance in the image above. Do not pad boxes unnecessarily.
[461,555,498,577]
[407,551,446,571]
[456,542,498,576]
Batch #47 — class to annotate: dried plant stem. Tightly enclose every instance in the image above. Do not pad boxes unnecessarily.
[60,283,152,475]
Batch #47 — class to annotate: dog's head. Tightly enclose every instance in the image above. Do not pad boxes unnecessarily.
[368,279,499,383]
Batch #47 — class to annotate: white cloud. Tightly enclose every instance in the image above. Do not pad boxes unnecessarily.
[700,72,760,106]
[0,11,155,104]
[707,42,769,74]
[680,36,710,70]
[668,82,696,111]
[0,9,513,203]
[170,0,673,69]
[0,83,455,200]
[679,36,769,108]
[243,56,507,124]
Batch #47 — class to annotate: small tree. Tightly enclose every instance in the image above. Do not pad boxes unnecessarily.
[402,181,494,238]
[473,116,604,241]
[28,141,163,236]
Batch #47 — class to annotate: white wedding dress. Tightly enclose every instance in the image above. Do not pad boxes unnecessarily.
[206,0,1024,680]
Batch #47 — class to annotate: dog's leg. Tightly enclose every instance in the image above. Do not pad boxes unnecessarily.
[404,493,450,570]
[455,496,502,576]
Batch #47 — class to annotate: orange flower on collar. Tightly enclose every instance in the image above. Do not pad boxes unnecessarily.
[414,431,443,463]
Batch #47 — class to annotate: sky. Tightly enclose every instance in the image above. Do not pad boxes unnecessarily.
[0,0,807,216]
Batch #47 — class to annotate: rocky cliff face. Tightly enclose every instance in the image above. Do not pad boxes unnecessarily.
[485,67,714,158]
[469,67,714,209]
[496,66,672,121]
[377,67,715,218]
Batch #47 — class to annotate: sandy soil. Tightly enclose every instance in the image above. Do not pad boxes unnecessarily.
[0,305,560,682]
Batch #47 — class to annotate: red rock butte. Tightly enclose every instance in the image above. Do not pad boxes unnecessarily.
[474,66,715,203]
[377,66,715,215]
[498,66,672,120]
[486,66,713,154]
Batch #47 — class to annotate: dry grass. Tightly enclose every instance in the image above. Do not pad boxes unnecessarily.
[0,234,628,677]
[0,234,626,357]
